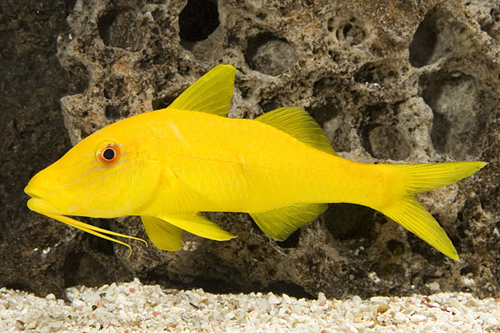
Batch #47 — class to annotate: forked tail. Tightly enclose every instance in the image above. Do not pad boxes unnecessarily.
[380,161,487,261]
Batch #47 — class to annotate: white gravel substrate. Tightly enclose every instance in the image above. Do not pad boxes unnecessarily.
[1,278,500,332]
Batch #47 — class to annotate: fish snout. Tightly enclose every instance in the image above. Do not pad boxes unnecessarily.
[25,177,63,214]
[24,183,48,199]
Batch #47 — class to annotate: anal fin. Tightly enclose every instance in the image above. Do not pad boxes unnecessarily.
[250,203,328,241]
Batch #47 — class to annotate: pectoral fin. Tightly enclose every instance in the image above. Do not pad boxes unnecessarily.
[250,203,328,241]
[141,216,184,251]
[160,168,210,214]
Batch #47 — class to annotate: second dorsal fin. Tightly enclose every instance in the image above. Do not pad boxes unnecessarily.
[255,107,337,155]
[167,64,236,117]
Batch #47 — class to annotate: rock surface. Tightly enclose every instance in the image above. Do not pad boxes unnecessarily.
[2,0,500,299]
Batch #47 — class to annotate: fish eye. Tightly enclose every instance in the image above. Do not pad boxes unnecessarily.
[96,143,121,166]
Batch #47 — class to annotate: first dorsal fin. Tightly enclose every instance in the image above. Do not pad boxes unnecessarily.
[255,107,337,156]
[250,203,328,241]
[167,64,236,117]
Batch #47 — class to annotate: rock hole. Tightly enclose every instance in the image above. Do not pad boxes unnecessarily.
[276,229,300,248]
[386,239,405,255]
[337,22,365,46]
[190,276,241,294]
[307,96,341,127]
[422,275,441,286]
[245,32,297,76]
[152,96,177,110]
[354,63,397,84]
[179,0,220,43]
[329,50,340,62]
[409,8,439,67]
[360,104,412,160]
[407,232,445,265]
[262,281,314,299]
[260,101,280,112]
[460,265,475,276]
[228,33,240,45]
[327,18,334,32]
[5,283,34,293]
[313,77,341,96]
[105,105,129,119]
[256,12,267,20]
[324,203,377,248]
[421,72,484,159]
[103,80,124,100]
[98,9,144,51]
[362,124,411,160]
[239,85,252,99]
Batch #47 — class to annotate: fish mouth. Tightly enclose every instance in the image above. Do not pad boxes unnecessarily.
[24,184,45,199]
[26,197,63,215]
[25,184,63,215]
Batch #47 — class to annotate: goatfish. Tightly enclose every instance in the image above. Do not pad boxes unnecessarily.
[25,64,486,261]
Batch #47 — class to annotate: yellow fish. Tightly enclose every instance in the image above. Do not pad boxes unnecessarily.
[25,65,486,261]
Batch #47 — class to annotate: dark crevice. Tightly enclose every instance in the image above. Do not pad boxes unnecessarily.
[307,96,341,127]
[152,96,177,110]
[324,203,377,248]
[105,105,129,119]
[407,232,445,265]
[353,62,398,84]
[409,9,439,67]
[276,229,301,248]
[262,281,314,299]
[386,239,405,256]
[179,0,219,43]
[5,283,34,293]
[337,21,366,46]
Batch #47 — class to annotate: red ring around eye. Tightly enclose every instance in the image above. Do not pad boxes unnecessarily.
[97,143,121,166]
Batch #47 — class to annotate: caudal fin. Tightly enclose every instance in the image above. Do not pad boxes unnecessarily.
[381,161,487,261]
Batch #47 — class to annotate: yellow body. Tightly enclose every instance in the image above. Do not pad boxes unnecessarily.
[25,65,486,261]
[126,109,390,214]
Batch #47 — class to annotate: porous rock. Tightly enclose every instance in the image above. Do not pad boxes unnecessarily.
[3,0,500,299]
